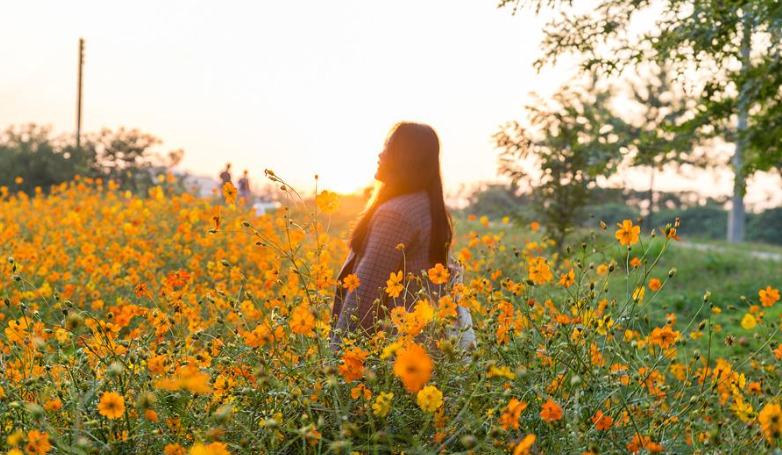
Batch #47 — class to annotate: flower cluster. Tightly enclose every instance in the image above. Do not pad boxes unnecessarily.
[0,178,779,454]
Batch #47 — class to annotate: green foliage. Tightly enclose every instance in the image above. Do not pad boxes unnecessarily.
[500,0,782,242]
[655,205,729,240]
[748,208,782,245]
[0,124,92,193]
[463,184,781,245]
[0,123,183,194]
[494,82,632,250]
[459,183,533,221]
[583,202,640,230]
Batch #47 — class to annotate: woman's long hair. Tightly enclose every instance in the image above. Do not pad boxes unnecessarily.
[349,122,453,265]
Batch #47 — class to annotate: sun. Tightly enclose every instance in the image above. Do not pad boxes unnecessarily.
[316,161,375,195]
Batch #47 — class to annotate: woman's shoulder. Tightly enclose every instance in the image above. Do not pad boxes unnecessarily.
[376,191,429,215]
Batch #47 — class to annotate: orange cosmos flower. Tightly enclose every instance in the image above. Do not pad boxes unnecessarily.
[221,181,237,205]
[627,434,664,453]
[25,430,51,455]
[650,326,679,349]
[342,273,361,292]
[660,226,681,241]
[428,263,450,285]
[615,219,640,246]
[393,342,433,392]
[539,399,563,422]
[760,403,782,441]
[134,282,148,297]
[289,303,315,336]
[98,391,126,419]
[144,409,159,422]
[760,286,780,307]
[189,442,231,455]
[43,398,63,412]
[591,410,613,431]
[211,205,221,230]
[339,346,369,383]
[350,383,373,400]
[500,398,528,430]
[649,278,662,292]
[559,268,575,288]
[164,443,186,455]
[528,256,553,284]
[529,221,540,231]
[774,343,782,360]
[513,434,536,455]
[166,269,191,288]
[386,271,404,298]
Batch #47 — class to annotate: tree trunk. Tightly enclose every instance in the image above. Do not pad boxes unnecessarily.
[727,17,752,243]
[647,166,655,230]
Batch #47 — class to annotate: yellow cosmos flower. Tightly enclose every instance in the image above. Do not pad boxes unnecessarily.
[315,190,340,214]
[385,270,404,298]
[372,392,394,417]
[741,313,757,330]
[759,403,782,441]
[416,385,443,413]
[615,219,640,246]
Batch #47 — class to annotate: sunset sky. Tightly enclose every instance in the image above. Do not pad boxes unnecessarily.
[2,0,780,208]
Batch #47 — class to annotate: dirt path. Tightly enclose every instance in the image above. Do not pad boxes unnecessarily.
[678,241,782,262]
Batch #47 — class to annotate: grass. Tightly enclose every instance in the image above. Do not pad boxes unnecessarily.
[458,218,781,360]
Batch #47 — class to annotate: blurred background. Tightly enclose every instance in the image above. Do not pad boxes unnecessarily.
[2,0,781,246]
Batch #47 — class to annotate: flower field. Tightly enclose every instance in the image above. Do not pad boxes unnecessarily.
[1,177,781,455]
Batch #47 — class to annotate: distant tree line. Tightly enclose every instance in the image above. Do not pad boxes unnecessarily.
[460,183,782,246]
[0,123,184,194]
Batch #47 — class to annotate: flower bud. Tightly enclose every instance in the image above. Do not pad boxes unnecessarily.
[107,362,124,377]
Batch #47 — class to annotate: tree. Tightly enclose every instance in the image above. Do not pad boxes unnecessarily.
[0,124,92,193]
[0,124,183,195]
[494,81,632,255]
[80,128,163,191]
[622,66,700,228]
[500,0,782,242]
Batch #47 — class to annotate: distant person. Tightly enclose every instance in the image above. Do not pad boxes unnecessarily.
[238,170,251,203]
[219,163,232,187]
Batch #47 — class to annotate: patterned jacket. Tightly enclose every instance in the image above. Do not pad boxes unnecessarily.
[330,190,434,341]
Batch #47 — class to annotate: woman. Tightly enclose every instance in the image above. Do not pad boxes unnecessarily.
[330,122,453,344]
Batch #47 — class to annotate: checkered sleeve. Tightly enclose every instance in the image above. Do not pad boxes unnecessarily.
[335,206,416,333]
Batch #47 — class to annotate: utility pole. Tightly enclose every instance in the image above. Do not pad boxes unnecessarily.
[76,38,84,148]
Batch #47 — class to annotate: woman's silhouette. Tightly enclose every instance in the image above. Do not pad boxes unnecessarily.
[330,122,453,345]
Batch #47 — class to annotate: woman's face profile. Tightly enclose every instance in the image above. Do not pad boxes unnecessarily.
[375,138,392,182]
